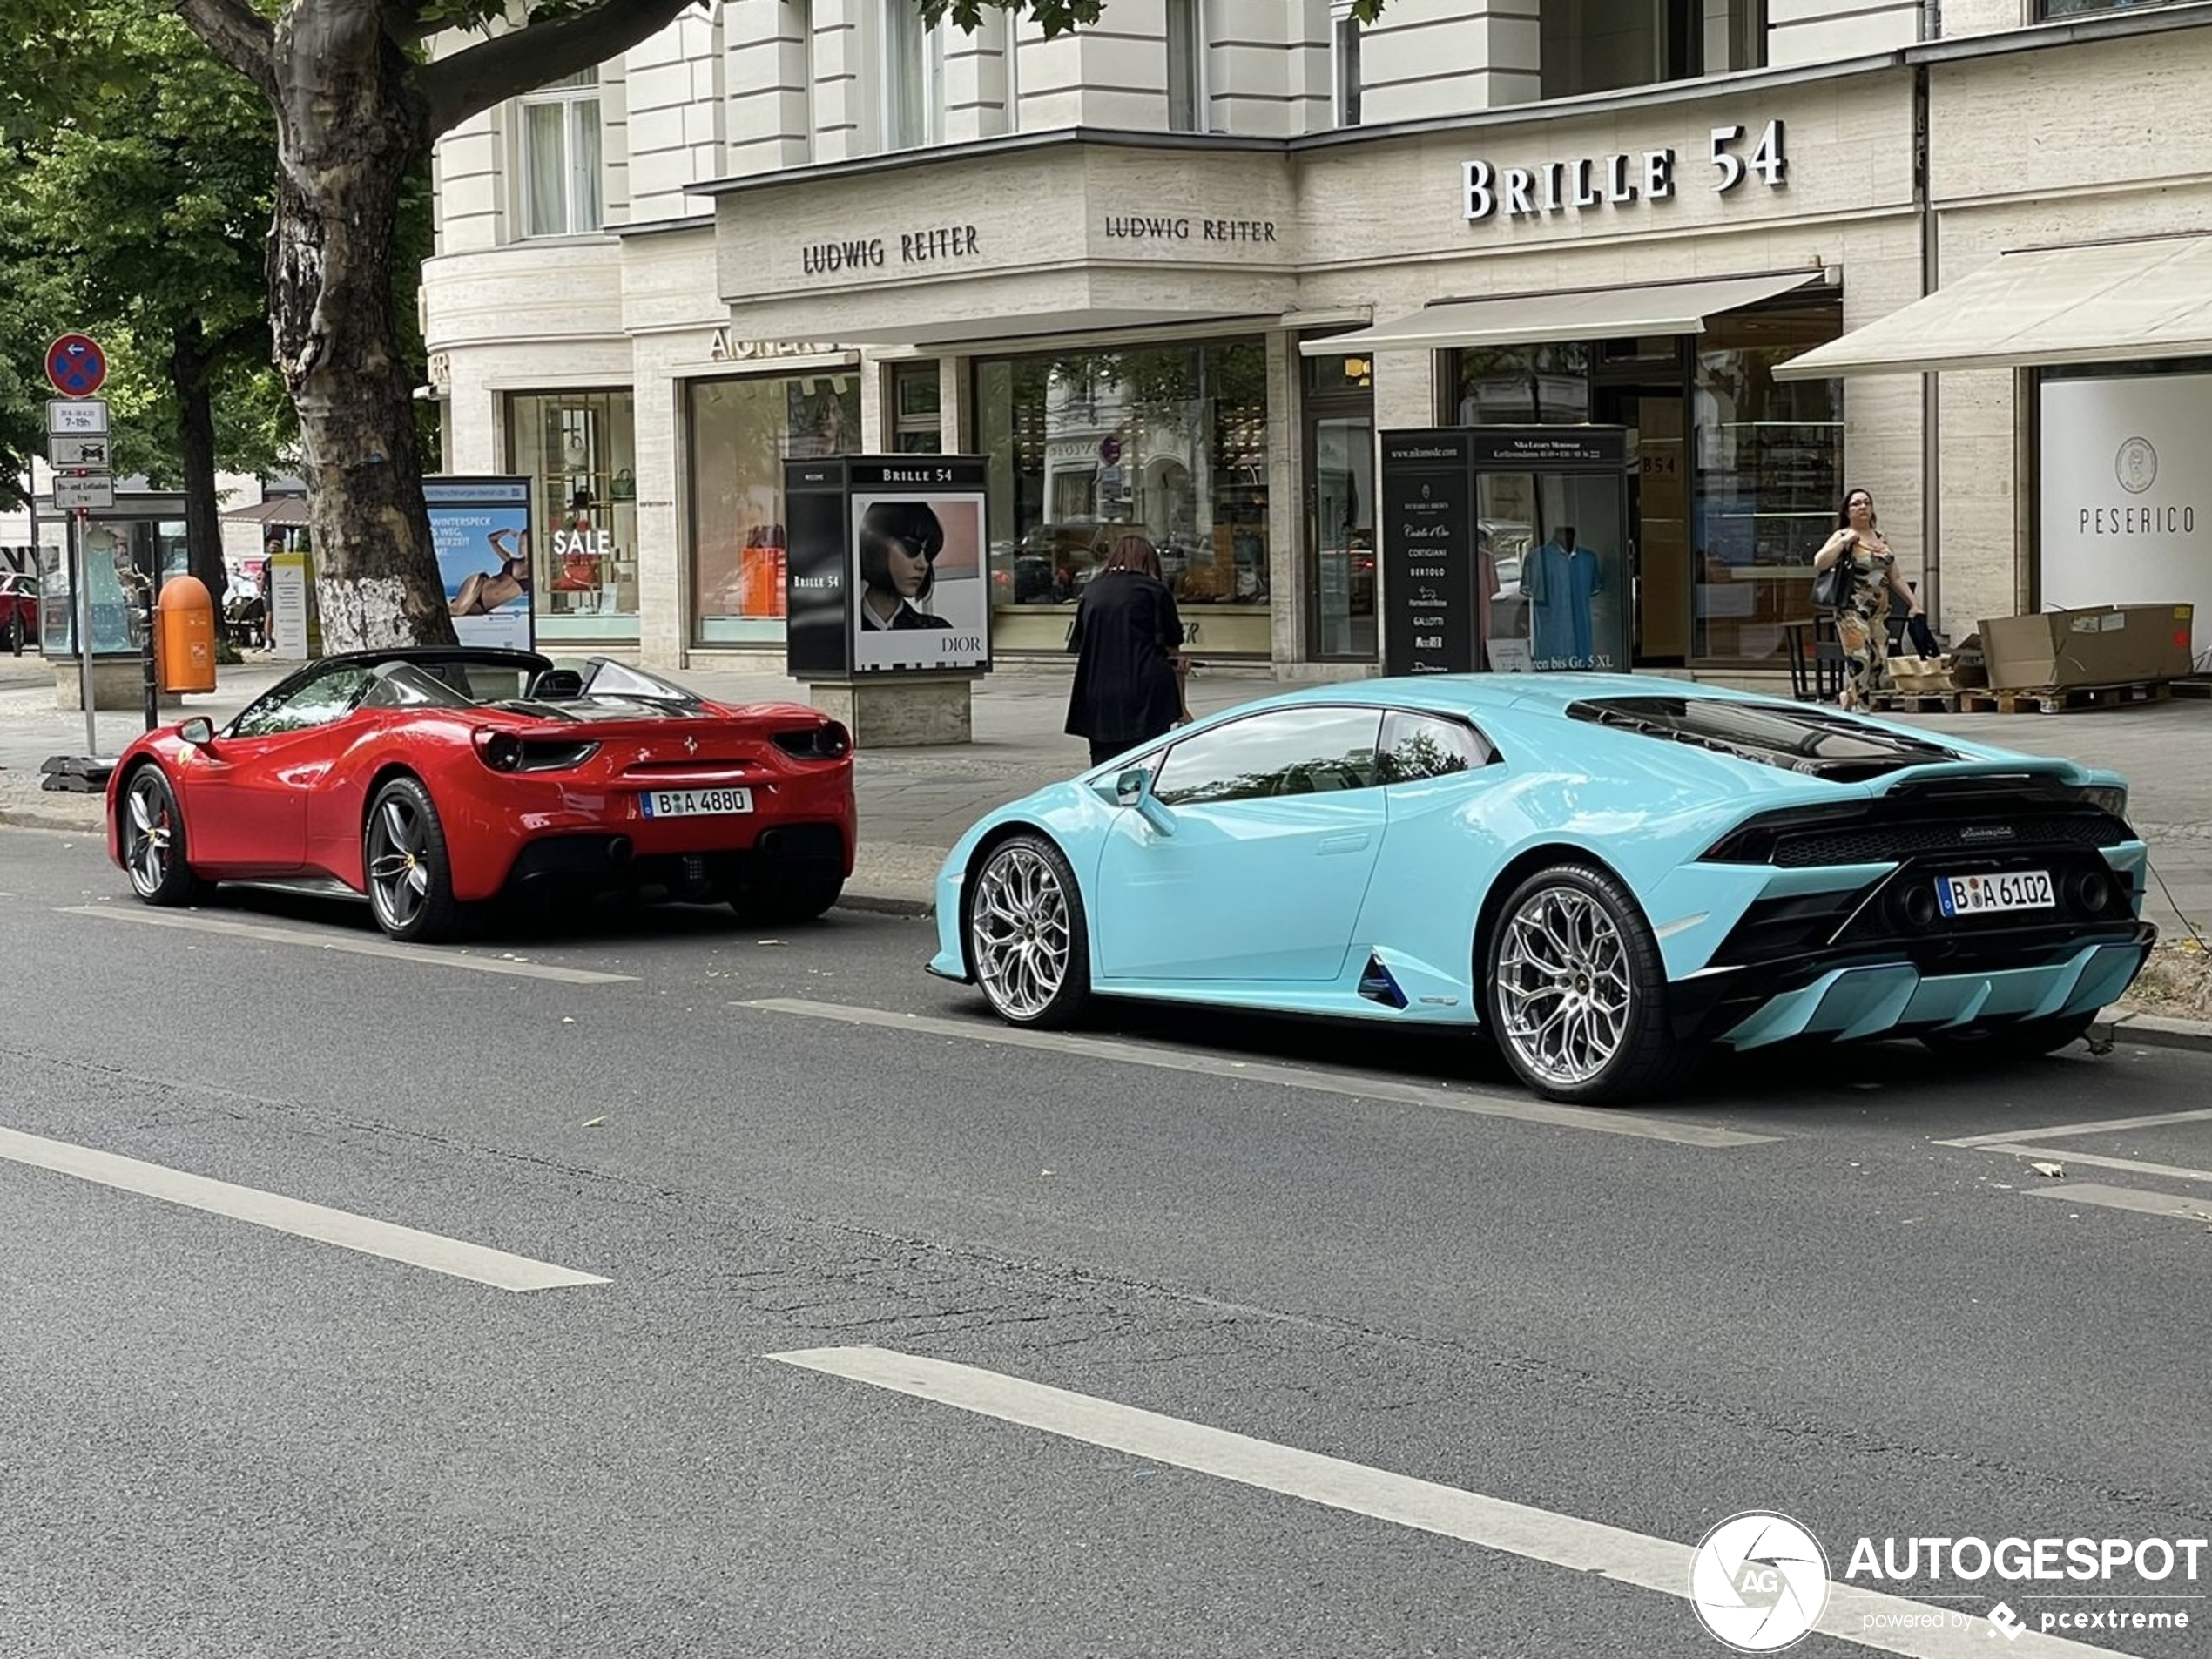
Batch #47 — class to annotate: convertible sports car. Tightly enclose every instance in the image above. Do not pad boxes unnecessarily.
[927,675,2154,1103]
[106,648,855,941]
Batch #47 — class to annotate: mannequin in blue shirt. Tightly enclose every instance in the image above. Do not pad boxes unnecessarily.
[1526,525,1605,669]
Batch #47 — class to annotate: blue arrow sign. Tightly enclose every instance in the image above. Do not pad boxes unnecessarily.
[45,334,109,398]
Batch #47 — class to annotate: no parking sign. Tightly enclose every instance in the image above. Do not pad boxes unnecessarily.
[45,334,108,398]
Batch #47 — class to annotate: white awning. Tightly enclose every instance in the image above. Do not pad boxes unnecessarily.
[1774,236,2212,380]
[1296,270,1824,356]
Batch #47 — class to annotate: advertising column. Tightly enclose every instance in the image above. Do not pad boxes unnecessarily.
[1379,431,1477,675]
[849,456,990,674]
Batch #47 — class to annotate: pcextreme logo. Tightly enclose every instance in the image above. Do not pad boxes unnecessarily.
[1689,1511,1831,1651]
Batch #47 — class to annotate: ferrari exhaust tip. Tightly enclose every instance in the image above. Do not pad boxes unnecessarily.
[609,836,634,867]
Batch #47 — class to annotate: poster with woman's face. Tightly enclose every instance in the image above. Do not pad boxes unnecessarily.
[850,490,989,671]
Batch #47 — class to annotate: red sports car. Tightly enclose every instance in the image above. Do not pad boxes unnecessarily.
[105,648,857,941]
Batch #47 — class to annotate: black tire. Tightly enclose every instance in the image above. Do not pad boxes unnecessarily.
[5,610,23,655]
[964,833,1091,1028]
[731,870,845,927]
[1482,862,1690,1105]
[118,764,207,907]
[362,775,462,942]
[1920,1012,2097,1062]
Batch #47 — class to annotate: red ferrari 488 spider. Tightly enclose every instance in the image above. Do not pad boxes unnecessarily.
[105,648,857,941]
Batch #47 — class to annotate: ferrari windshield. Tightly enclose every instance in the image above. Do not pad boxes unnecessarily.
[1566,696,1966,779]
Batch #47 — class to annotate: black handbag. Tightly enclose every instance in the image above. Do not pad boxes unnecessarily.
[1809,558,1847,611]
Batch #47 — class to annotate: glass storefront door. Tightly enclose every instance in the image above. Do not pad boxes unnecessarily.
[1305,348,1376,660]
[508,390,639,642]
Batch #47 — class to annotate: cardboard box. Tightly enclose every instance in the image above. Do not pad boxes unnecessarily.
[1886,654,1956,695]
[1974,604,2195,691]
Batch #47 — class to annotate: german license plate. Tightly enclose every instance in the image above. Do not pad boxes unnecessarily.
[640,786,752,819]
[1935,869,2053,917]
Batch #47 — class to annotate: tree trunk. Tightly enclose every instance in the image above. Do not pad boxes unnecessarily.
[269,4,456,652]
[171,317,230,610]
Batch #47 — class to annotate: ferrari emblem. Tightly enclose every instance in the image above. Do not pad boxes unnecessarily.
[684,735,698,755]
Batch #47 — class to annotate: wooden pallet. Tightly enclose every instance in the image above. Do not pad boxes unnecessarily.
[1953,681,2173,715]
[1867,691,1959,714]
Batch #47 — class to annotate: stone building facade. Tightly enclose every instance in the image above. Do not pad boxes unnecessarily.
[422,0,2212,680]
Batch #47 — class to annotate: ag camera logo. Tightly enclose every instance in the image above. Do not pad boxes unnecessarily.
[1690,1511,1831,1651]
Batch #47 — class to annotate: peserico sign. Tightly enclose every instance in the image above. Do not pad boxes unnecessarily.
[1462,118,1786,224]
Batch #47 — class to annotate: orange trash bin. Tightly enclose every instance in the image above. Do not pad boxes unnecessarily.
[157,575,219,694]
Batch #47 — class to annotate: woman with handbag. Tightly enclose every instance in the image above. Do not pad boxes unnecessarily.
[1812,488,1923,711]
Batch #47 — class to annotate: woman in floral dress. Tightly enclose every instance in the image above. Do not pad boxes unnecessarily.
[1814,488,1924,711]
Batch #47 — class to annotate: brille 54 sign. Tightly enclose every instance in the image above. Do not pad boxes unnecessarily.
[1461,118,1787,222]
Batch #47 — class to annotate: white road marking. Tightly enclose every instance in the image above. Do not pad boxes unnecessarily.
[2027,1182,2212,1224]
[0,1125,607,1291]
[772,1345,2126,1659]
[63,905,635,984]
[1969,1144,2212,1187]
[739,999,1775,1148]
[1941,1105,2212,1150]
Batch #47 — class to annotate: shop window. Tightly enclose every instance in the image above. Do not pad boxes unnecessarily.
[1332,2,1363,128]
[1452,343,1592,426]
[1690,297,1844,667]
[1153,708,1383,806]
[892,362,943,453]
[519,70,603,237]
[1541,1,1764,98]
[885,1,945,151]
[974,338,1272,656]
[1167,0,1206,133]
[688,372,861,644]
[508,390,637,638]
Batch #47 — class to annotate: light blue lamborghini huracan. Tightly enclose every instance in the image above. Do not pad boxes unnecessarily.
[926,675,2154,1104]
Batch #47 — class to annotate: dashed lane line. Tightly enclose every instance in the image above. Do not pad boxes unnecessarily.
[772,1345,2129,1659]
[60,904,636,984]
[0,1125,608,1291]
[739,998,1776,1148]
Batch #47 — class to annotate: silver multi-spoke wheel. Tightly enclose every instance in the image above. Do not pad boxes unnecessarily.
[121,768,199,904]
[1494,881,1635,1090]
[362,777,460,941]
[125,773,175,897]
[968,836,1088,1026]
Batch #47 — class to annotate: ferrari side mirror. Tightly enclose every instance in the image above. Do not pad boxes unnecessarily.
[179,717,215,748]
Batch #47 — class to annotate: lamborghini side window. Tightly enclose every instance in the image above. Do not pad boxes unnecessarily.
[1152,708,1383,806]
[1378,711,1493,783]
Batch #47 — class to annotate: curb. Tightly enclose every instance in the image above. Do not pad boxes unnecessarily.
[0,806,104,836]
[2096,1009,2212,1055]
[833,891,934,920]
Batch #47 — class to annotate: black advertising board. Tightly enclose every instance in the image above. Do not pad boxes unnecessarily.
[783,455,993,678]
[783,461,850,677]
[1380,430,1478,675]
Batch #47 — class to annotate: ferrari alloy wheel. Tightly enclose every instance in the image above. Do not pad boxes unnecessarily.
[120,765,206,907]
[364,776,462,943]
[1921,1011,2097,1062]
[1485,863,1685,1105]
[967,833,1090,1028]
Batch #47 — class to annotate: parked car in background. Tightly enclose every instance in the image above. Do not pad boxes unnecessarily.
[929,676,2152,1104]
[1,572,37,652]
[107,649,857,942]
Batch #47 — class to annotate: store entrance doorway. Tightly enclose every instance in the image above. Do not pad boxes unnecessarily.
[1595,383,1688,664]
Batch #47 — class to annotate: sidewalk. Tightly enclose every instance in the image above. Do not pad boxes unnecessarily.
[3,651,2208,938]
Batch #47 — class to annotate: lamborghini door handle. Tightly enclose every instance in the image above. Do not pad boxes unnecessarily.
[1318,833,1371,855]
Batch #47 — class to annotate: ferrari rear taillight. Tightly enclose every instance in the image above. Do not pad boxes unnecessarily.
[772,721,852,760]
[475,730,600,773]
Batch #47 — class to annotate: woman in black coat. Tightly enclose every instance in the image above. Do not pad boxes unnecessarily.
[1064,533,1190,768]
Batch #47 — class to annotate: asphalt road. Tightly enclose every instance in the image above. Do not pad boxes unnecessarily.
[3,826,2210,1659]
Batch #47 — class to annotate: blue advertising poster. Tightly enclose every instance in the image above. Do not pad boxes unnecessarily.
[426,475,534,651]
